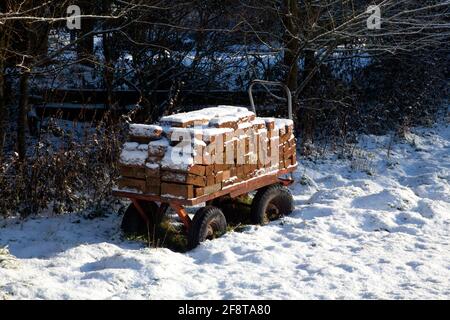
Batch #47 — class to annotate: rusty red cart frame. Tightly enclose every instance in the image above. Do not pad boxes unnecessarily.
[112,165,297,232]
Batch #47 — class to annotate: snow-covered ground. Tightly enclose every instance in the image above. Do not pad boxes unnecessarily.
[1,123,449,300]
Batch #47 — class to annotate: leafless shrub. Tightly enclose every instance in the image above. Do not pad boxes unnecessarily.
[0,112,127,218]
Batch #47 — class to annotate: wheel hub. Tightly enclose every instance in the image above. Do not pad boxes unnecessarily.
[265,202,280,221]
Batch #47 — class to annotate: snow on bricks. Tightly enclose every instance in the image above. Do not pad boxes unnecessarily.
[117,106,297,198]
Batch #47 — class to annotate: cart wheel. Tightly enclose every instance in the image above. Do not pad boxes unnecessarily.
[188,206,227,249]
[251,184,294,225]
[121,201,159,235]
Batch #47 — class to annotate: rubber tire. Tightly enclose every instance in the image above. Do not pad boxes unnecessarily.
[251,184,294,225]
[188,206,227,249]
[121,201,159,235]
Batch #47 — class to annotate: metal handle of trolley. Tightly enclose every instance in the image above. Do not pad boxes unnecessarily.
[248,80,293,120]
[248,80,295,181]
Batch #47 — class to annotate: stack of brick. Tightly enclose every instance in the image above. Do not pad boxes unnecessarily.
[117,106,297,199]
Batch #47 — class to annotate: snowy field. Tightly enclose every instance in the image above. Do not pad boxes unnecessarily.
[1,123,449,300]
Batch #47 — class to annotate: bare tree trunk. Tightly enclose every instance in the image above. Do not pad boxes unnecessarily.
[103,32,114,109]
[17,70,30,160]
[102,0,115,110]
[282,0,300,93]
[0,25,9,158]
[301,50,317,142]
[0,62,5,158]
[78,2,94,64]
